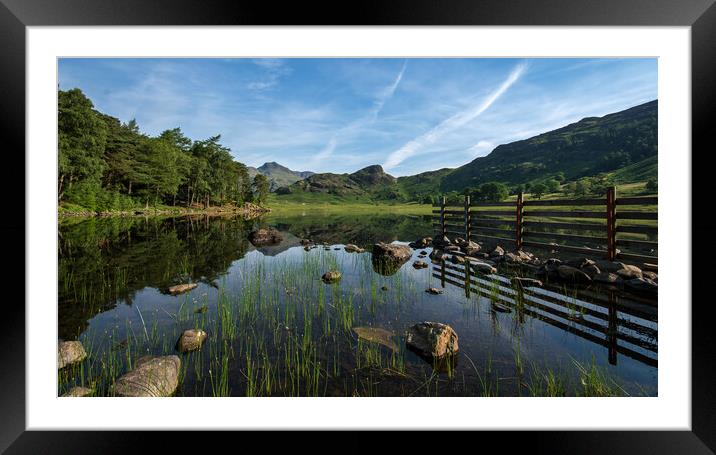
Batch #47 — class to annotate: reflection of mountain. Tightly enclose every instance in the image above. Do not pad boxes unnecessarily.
[264,213,433,248]
[58,216,253,340]
[252,230,302,256]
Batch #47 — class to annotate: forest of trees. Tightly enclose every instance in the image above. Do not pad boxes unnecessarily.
[58,88,266,211]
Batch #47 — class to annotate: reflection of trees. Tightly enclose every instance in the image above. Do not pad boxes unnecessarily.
[58,216,252,340]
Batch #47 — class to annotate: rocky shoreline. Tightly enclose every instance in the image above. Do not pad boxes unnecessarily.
[58,202,270,219]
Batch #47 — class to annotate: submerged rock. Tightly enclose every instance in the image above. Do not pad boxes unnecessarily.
[62,386,93,397]
[469,260,497,274]
[593,272,622,284]
[625,277,658,293]
[405,322,459,358]
[581,264,601,278]
[432,235,451,247]
[58,341,87,369]
[168,283,198,295]
[321,271,342,283]
[248,228,283,246]
[557,265,592,283]
[114,355,181,397]
[176,329,207,353]
[352,327,398,351]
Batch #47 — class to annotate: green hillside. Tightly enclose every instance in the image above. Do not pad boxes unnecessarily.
[442,100,657,191]
[274,100,657,203]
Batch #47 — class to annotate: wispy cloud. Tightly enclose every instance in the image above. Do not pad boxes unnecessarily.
[310,60,407,166]
[383,61,527,170]
[247,59,291,91]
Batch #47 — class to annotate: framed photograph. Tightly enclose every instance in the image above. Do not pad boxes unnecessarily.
[4,0,713,452]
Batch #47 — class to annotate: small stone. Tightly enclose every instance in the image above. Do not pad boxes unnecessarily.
[425,287,443,295]
[643,271,658,282]
[168,283,198,295]
[405,322,458,358]
[490,246,505,257]
[58,341,87,369]
[381,286,389,291]
[450,255,465,264]
[593,272,622,284]
[62,386,93,397]
[176,329,207,353]
[412,260,428,269]
[625,277,658,293]
[321,271,342,283]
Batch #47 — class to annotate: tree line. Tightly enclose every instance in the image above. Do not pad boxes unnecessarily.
[58,88,270,211]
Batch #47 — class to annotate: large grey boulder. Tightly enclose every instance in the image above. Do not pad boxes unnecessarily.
[114,355,181,397]
[58,341,87,369]
[176,329,207,353]
[405,322,459,358]
[372,242,412,275]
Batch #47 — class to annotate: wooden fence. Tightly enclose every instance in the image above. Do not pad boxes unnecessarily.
[433,259,658,367]
[432,188,658,264]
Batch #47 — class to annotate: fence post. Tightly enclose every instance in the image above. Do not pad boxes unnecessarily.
[464,259,471,298]
[440,196,446,239]
[516,191,524,250]
[464,194,471,242]
[606,187,617,261]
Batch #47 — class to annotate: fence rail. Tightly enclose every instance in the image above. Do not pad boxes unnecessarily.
[432,259,658,367]
[433,188,657,264]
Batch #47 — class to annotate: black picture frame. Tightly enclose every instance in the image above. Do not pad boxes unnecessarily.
[2,0,712,452]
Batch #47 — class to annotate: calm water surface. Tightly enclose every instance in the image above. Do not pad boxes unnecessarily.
[58,212,657,397]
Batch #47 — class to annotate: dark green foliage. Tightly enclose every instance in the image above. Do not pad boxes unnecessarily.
[58,89,108,201]
[531,183,548,199]
[253,173,270,204]
[471,181,509,202]
[645,179,658,193]
[58,89,253,210]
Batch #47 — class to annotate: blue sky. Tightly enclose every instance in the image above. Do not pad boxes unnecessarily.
[59,58,657,176]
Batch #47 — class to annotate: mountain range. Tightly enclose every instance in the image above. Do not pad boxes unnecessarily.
[247,162,315,191]
[273,99,657,201]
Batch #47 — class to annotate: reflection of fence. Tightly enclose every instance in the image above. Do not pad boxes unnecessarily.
[432,189,658,264]
[433,259,658,368]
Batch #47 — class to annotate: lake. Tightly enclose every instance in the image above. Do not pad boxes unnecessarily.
[58,211,657,397]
